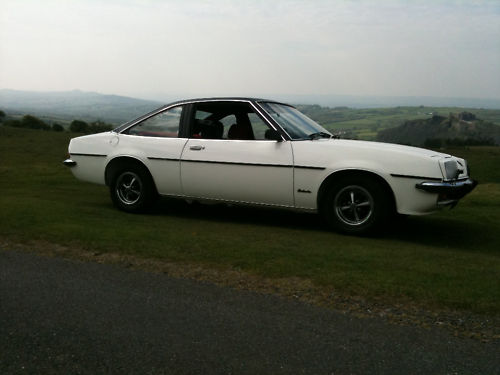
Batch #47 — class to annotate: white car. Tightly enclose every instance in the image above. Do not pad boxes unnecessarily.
[64,98,477,234]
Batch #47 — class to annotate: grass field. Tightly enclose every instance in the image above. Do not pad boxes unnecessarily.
[1,125,499,316]
[297,105,500,141]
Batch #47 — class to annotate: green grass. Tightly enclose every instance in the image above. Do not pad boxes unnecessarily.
[1,126,499,314]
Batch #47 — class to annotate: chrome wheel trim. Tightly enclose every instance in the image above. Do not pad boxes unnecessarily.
[334,185,374,226]
[116,172,142,205]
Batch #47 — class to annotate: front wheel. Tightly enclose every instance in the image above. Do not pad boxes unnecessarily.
[322,176,391,235]
[110,166,155,213]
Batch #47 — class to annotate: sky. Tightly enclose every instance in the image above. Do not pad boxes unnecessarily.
[1,0,499,101]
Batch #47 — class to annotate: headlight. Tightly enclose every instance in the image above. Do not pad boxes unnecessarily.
[444,160,458,180]
[442,159,467,180]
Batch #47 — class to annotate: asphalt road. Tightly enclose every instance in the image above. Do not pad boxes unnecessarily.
[0,250,498,374]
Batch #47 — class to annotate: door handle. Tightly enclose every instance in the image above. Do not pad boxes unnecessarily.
[190,145,205,151]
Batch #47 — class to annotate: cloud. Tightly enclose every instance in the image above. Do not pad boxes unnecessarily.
[1,0,499,99]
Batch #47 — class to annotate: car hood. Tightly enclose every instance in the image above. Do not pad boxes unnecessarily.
[292,138,451,180]
[327,139,450,158]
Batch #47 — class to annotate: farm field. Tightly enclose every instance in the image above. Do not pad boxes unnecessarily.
[0,125,499,320]
[297,105,500,140]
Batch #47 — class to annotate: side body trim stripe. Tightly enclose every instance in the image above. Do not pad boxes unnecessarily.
[391,173,442,181]
[182,159,292,168]
[147,157,326,170]
[71,153,107,157]
[147,157,180,161]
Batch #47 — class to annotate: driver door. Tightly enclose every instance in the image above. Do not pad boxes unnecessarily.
[180,102,294,207]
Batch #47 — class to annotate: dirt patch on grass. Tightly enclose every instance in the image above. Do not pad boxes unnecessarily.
[1,237,498,342]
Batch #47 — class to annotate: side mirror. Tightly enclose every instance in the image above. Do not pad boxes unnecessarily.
[264,128,283,142]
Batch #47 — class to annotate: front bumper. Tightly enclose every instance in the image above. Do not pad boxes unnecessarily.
[416,178,478,207]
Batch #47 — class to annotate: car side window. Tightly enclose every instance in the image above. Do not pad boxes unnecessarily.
[125,106,182,138]
[195,110,211,120]
[220,115,236,138]
[248,113,270,140]
[189,102,275,141]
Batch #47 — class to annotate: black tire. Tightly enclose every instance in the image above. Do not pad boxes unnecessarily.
[110,165,155,213]
[321,175,391,235]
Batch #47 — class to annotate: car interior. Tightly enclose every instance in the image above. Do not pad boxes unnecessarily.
[190,102,271,140]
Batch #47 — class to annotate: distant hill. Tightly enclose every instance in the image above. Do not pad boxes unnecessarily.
[377,112,500,147]
[0,89,162,124]
[2,90,500,142]
[277,94,500,109]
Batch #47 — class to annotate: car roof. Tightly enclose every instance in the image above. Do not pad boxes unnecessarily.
[113,97,292,133]
[164,97,289,106]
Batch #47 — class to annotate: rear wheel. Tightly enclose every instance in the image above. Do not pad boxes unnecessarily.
[322,175,391,235]
[110,166,155,213]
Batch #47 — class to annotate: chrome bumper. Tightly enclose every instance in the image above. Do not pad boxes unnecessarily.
[416,178,478,207]
[63,159,77,167]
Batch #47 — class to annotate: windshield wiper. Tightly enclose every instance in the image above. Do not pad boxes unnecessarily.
[308,132,333,140]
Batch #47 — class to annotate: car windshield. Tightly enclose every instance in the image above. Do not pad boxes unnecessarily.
[259,102,332,140]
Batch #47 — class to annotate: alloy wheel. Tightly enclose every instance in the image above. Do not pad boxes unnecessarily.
[334,185,374,226]
[116,171,143,205]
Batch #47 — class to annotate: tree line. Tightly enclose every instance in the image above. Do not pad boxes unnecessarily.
[423,137,495,148]
[0,110,114,134]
